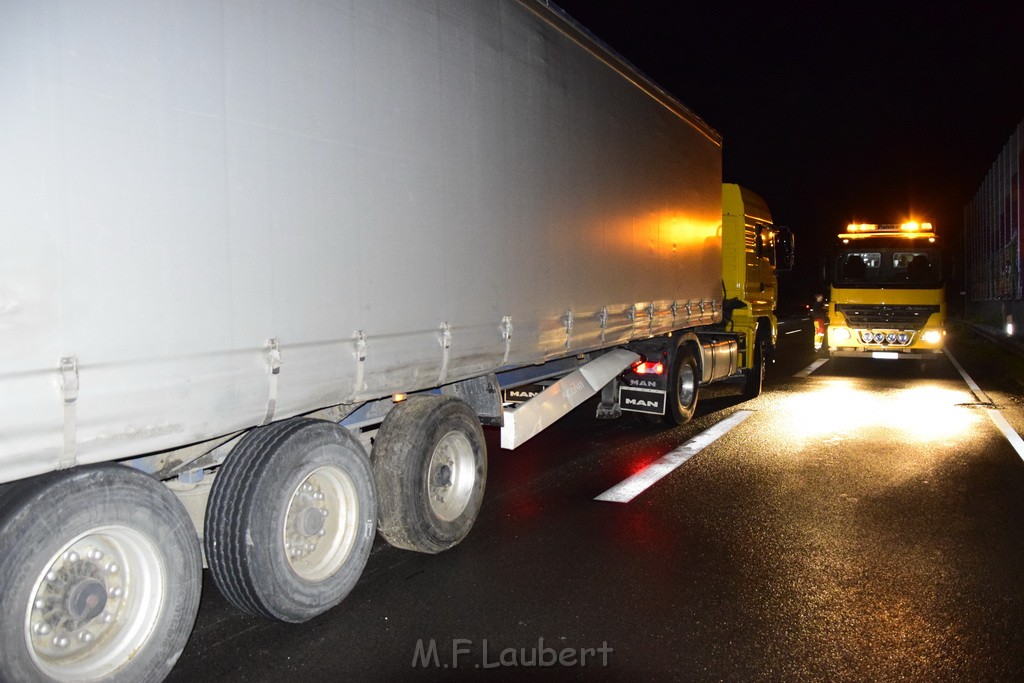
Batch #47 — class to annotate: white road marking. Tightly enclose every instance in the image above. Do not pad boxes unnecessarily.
[945,348,1024,462]
[784,328,803,335]
[943,347,991,404]
[794,358,829,377]
[986,410,1024,462]
[595,410,754,503]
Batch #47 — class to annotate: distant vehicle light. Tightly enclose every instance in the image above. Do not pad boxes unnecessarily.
[631,360,665,375]
[847,223,877,232]
[900,221,932,232]
[921,329,943,344]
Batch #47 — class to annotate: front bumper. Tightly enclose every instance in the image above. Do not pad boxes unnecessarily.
[829,347,944,360]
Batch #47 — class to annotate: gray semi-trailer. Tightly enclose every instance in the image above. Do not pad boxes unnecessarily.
[0,2,790,680]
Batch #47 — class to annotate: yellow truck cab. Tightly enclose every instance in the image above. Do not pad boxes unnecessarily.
[824,222,945,361]
[612,184,792,425]
[721,184,785,380]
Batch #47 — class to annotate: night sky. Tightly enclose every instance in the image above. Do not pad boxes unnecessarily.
[552,0,1024,300]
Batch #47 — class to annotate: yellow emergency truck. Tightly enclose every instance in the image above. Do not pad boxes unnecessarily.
[824,222,945,362]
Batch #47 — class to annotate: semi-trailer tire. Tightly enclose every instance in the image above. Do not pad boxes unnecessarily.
[666,345,699,425]
[205,418,376,623]
[742,335,766,399]
[373,395,486,554]
[0,464,202,683]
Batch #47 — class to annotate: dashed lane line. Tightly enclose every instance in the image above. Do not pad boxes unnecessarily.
[595,410,754,503]
[794,358,829,377]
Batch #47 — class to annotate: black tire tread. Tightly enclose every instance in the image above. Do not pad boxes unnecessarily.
[205,419,307,619]
[666,344,699,425]
[0,464,201,683]
[372,396,486,554]
[742,335,766,400]
[205,418,376,622]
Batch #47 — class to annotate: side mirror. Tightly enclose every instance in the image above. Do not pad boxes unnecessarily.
[774,225,794,272]
[820,252,832,287]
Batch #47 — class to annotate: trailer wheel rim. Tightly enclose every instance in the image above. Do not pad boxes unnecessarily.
[677,362,697,409]
[25,526,163,680]
[283,465,360,582]
[427,430,476,522]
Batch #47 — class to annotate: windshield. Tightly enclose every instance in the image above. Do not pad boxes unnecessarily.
[832,247,942,288]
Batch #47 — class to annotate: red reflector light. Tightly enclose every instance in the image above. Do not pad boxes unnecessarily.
[631,360,665,375]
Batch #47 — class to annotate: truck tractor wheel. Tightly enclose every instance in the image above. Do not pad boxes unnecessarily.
[742,335,766,399]
[666,345,700,425]
[372,395,487,553]
[205,418,376,623]
[0,464,202,683]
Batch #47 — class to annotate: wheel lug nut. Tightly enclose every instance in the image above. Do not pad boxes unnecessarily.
[106,562,120,574]
[46,571,57,582]
[80,631,94,643]
[35,623,52,636]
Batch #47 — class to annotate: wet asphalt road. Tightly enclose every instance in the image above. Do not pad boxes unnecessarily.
[168,321,1024,681]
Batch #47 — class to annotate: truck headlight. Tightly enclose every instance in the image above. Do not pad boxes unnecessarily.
[833,327,851,341]
[921,329,943,344]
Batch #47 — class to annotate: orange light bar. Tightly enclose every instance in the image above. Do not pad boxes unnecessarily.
[900,221,933,232]
[842,222,934,238]
[901,222,919,231]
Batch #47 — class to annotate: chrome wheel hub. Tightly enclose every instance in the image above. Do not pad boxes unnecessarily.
[427,431,475,522]
[26,527,162,680]
[284,466,360,581]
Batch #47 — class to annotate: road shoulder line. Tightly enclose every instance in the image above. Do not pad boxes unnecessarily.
[945,347,1024,462]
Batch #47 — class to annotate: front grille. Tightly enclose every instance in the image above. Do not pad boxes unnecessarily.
[835,304,939,329]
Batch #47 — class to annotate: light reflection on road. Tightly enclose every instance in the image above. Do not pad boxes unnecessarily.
[778,378,982,443]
